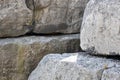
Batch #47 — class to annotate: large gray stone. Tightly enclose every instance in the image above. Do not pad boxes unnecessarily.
[0,0,89,37]
[30,0,89,34]
[80,0,120,55]
[28,52,120,80]
[0,34,80,80]
[0,0,32,37]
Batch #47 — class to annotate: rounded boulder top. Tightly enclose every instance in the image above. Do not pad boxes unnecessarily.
[80,0,120,55]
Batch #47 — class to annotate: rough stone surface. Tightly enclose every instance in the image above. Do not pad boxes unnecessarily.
[102,67,120,80]
[0,0,89,37]
[31,0,89,34]
[0,34,80,80]
[0,0,32,37]
[80,0,120,55]
[28,52,120,80]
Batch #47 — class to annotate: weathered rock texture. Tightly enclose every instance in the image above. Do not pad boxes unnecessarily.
[0,34,80,80]
[28,52,120,80]
[0,0,89,37]
[80,0,120,55]
[28,0,89,34]
[102,67,120,80]
[0,0,32,37]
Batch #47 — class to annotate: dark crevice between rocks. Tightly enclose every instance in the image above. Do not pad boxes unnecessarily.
[0,31,80,40]
[92,54,120,61]
[83,51,120,61]
[0,23,80,39]
[80,46,120,60]
[25,32,73,37]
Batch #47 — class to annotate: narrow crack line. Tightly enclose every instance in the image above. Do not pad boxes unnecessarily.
[24,0,53,35]
[25,0,52,26]
[25,0,36,26]
[100,65,117,80]
[98,69,104,80]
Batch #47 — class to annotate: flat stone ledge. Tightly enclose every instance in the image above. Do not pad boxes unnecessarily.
[28,52,120,80]
[0,34,80,80]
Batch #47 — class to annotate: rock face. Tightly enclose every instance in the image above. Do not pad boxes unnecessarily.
[31,0,89,34]
[102,67,120,80]
[28,52,120,80]
[0,0,89,37]
[80,0,120,55]
[0,0,32,37]
[0,34,80,80]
